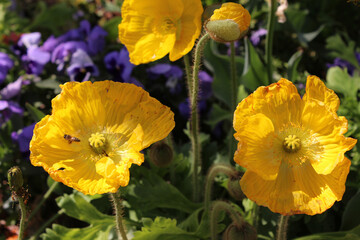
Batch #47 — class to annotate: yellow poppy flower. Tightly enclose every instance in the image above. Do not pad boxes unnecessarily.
[30,81,175,195]
[118,0,203,65]
[233,76,357,215]
[205,2,251,42]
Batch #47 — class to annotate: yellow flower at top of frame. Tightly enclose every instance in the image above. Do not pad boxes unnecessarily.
[30,81,175,195]
[205,2,251,42]
[233,76,357,215]
[118,0,203,65]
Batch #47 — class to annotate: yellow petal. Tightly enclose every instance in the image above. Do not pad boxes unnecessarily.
[30,81,175,195]
[169,0,203,61]
[210,2,251,32]
[302,100,357,174]
[234,113,279,180]
[92,81,175,149]
[303,75,340,112]
[240,158,351,215]
[234,78,302,133]
[118,0,185,64]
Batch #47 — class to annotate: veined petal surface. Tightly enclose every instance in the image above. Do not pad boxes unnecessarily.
[30,81,175,195]
[234,76,357,215]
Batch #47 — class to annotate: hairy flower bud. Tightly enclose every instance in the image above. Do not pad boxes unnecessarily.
[7,166,24,192]
[205,2,251,43]
[149,141,173,167]
[222,222,257,240]
[227,176,244,201]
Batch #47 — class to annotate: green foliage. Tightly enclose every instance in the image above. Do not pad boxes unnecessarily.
[128,168,201,214]
[133,217,199,240]
[203,40,244,107]
[241,38,268,90]
[27,2,75,35]
[326,67,360,99]
[25,103,46,122]
[293,225,360,240]
[341,190,360,231]
[326,35,360,69]
[41,192,115,240]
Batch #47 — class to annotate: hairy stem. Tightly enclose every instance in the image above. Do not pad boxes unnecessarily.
[190,32,211,202]
[229,41,238,159]
[276,215,290,240]
[204,164,237,214]
[18,197,27,240]
[210,200,244,240]
[265,0,277,84]
[183,54,193,97]
[110,192,128,240]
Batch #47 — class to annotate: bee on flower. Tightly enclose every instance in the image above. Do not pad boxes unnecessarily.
[30,81,175,195]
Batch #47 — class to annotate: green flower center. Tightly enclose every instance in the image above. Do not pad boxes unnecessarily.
[283,134,301,153]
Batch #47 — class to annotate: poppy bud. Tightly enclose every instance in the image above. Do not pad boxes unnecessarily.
[8,166,24,192]
[222,222,257,240]
[149,141,173,167]
[227,176,244,201]
[205,2,251,43]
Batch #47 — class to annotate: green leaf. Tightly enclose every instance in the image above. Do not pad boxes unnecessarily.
[102,16,122,42]
[35,77,62,93]
[341,190,360,231]
[241,38,268,91]
[205,103,232,129]
[326,67,360,99]
[326,35,360,69]
[131,169,201,213]
[27,2,75,35]
[293,225,360,240]
[287,50,303,82]
[203,40,244,107]
[25,103,46,122]
[133,217,199,240]
[41,192,115,240]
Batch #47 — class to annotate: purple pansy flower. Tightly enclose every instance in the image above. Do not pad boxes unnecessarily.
[148,64,184,94]
[327,58,356,75]
[250,28,267,46]
[104,48,134,82]
[78,20,108,56]
[67,49,99,82]
[13,32,50,75]
[0,52,14,84]
[52,41,88,71]
[17,32,41,48]
[0,77,23,99]
[0,100,23,125]
[11,123,36,152]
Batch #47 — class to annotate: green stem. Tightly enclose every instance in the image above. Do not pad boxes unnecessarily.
[265,0,277,84]
[276,215,290,240]
[204,164,237,214]
[110,192,128,240]
[190,32,211,202]
[18,197,27,240]
[229,41,238,159]
[183,54,193,97]
[28,181,59,222]
[29,209,65,240]
[210,200,244,240]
